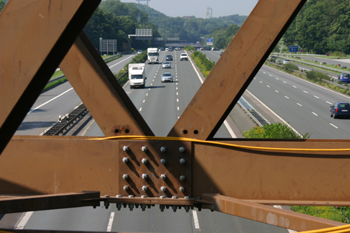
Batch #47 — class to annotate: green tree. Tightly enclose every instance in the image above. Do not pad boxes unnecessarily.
[0,0,5,12]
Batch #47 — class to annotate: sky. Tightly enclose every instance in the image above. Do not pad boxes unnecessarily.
[120,0,258,18]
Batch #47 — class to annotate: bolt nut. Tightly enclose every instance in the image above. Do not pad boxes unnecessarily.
[184,196,190,199]
[122,174,129,180]
[180,158,186,164]
[160,174,167,180]
[122,157,129,163]
[160,147,166,153]
[142,186,148,192]
[160,186,167,192]
[123,146,130,152]
[116,194,122,198]
[141,158,148,164]
[179,187,185,192]
[123,185,130,191]
[160,159,167,164]
[141,195,147,198]
[160,195,165,199]
[141,146,148,152]
[172,196,177,199]
[179,175,186,181]
[142,173,148,180]
[128,195,134,198]
[179,147,186,153]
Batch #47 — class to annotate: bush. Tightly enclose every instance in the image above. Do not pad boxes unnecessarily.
[282,63,299,73]
[191,51,215,78]
[243,122,309,139]
[306,70,331,82]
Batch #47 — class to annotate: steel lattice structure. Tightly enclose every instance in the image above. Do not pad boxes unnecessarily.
[1,0,349,232]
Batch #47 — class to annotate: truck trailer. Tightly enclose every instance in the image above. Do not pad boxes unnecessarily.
[147,48,159,64]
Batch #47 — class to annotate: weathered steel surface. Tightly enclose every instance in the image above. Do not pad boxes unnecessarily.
[59,32,154,137]
[193,140,350,201]
[168,0,306,139]
[203,194,344,232]
[0,0,100,154]
[118,141,191,197]
[0,192,100,214]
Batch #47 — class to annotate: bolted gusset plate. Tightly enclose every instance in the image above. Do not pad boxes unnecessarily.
[119,140,192,198]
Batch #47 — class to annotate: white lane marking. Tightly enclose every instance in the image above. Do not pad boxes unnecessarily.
[297,103,302,107]
[176,79,178,81]
[176,87,178,90]
[314,95,319,99]
[283,81,287,83]
[28,88,73,114]
[275,90,279,93]
[177,99,179,102]
[14,211,34,229]
[266,85,270,88]
[176,83,178,85]
[312,112,318,116]
[285,96,289,99]
[246,90,302,137]
[154,76,156,78]
[139,107,142,112]
[275,78,279,80]
[109,55,135,68]
[269,75,272,77]
[263,72,266,74]
[330,123,338,129]
[177,106,179,111]
[259,81,263,83]
[188,54,203,83]
[148,88,151,90]
[143,100,145,103]
[293,85,297,88]
[192,210,200,229]
[303,90,308,93]
[107,212,115,232]
[326,101,332,105]
[151,83,153,86]
[176,92,178,95]
[146,93,148,96]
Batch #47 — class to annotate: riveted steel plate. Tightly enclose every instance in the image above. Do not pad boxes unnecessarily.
[119,141,192,197]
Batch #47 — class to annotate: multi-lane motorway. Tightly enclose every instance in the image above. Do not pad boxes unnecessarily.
[5,48,350,232]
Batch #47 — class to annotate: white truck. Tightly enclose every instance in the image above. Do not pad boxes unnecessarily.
[147,48,159,64]
[129,63,146,89]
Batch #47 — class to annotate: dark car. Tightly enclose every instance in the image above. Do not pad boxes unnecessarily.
[220,52,224,57]
[166,55,173,61]
[159,47,165,51]
[338,73,350,82]
[330,102,350,119]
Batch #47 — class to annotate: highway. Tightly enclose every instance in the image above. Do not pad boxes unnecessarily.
[204,50,350,139]
[2,51,290,232]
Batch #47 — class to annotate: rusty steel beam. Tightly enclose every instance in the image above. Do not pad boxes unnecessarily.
[202,194,344,232]
[2,136,350,205]
[0,231,146,233]
[168,0,306,139]
[59,32,154,137]
[0,0,101,155]
[0,192,100,214]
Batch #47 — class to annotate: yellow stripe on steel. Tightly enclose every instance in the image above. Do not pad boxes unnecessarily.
[89,136,350,152]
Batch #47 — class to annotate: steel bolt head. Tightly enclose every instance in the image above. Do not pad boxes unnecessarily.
[180,158,186,164]
[160,174,167,180]
[179,147,186,153]
[179,175,186,181]
[172,196,177,199]
[116,195,122,198]
[122,174,129,180]
[160,159,167,164]
[141,158,148,164]
[128,195,134,198]
[160,147,166,153]
[123,146,130,152]
[142,185,148,192]
[123,185,130,191]
[160,186,167,192]
[141,146,148,152]
[160,195,165,199]
[179,187,185,192]
[184,196,190,199]
[122,157,129,163]
[141,195,147,198]
[141,173,148,180]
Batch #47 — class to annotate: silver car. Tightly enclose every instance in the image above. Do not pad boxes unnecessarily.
[161,72,173,82]
[162,61,171,69]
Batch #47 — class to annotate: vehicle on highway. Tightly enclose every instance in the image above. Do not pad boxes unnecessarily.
[162,61,171,69]
[159,47,165,51]
[175,47,181,51]
[161,72,173,82]
[283,59,291,64]
[137,50,142,54]
[338,73,350,82]
[147,48,159,64]
[129,63,147,89]
[168,47,173,51]
[330,102,350,119]
[220,52,224,56]
[180,53,188,61]
[166,55,173,61]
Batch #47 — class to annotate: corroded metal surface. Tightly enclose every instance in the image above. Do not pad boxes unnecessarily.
[168,0,306,139]
[0,0,100,154]
[59,32,154,136]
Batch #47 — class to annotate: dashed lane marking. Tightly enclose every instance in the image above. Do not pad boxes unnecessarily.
[297,103,302,107]
[312,112,318,116]
[330,123,338,129]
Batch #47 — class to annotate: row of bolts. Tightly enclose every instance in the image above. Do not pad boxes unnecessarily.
[122,145,187,193]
